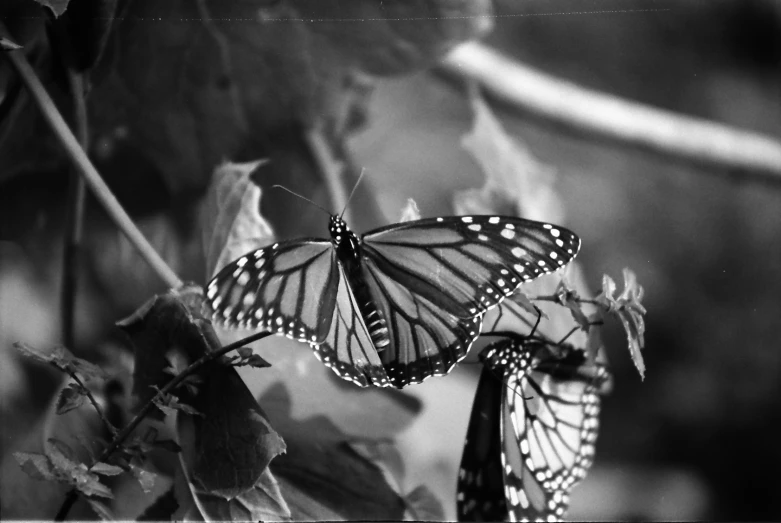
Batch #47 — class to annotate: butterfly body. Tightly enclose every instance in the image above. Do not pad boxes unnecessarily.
[208,214,580,388]
[458,338,609,521]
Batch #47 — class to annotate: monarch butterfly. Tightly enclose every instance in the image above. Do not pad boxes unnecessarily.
[206,213,579,388]
[457,334,610,521]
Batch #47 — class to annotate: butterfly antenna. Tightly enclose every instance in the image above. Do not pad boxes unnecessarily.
[340,167,366,219]
[272,185,331,216]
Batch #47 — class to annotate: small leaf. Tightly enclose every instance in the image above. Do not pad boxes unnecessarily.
[404,485,445,520]
[86,498,115,520]
[130,464,157,493]
[596,269,647,379]
[92,462,124,476]
[13,342,58,367]
[14,452,57,481]
[237,346,253,359]
[74,470,114,498]
[555,278,591,331]
[398,198,421,223]
[46,438,78,469]
[56,383,87,414]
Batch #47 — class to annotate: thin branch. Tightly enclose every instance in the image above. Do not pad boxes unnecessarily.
[304,126,349,220]
[70,373,116,436]
[438,42,781,183]
[0,25,183,289]
[61,69,88,348]
[54,330,271,520]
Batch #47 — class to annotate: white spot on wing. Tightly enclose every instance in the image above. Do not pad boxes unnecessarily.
[501,228,515,240]
[461,216,473,223]
[489,216,500,224]
[468,224,481,232]
[511,247,527,258]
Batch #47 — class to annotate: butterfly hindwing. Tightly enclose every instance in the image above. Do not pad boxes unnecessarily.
[361,258,483,387]
[457,339,608,521]
[311,263,391,387]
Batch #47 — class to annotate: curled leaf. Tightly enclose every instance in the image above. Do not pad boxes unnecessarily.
[14,452,57,481]
[55,383,87,414]
[201,160,274,278]
[596,269,647,379]
[555,276,592,331]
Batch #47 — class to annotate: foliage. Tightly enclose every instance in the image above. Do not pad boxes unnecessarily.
[0,0,654,520]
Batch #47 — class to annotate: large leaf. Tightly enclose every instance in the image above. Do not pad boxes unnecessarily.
[262,384,406,521]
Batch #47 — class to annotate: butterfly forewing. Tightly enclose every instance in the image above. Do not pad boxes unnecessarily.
[207,240,338,343]
[363,216,580,319]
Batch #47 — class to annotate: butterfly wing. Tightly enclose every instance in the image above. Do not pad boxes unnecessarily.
[498,340,608,521]
[457,363,508,521]
[207,240,338,342]
[311,262,391,387]
[361,215,579,387]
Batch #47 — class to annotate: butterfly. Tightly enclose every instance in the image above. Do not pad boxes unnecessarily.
[457,333,611,521]
[206,213,580,388]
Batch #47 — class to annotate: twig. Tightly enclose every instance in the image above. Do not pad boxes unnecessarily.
[60,68,88,348]
[439,42,781,183]
[54,330,271,520]
[70,373,116,436]
[304,126,349,220]
[0,24,183,289]
[531,294,600,307]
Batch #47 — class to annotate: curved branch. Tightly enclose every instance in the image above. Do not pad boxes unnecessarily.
[438,42,781,183]
[0,25,183,289]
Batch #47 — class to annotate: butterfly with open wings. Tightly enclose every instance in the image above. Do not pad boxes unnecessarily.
[206,213,580,388]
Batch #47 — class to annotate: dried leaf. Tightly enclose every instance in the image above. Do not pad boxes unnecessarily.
[597,269,647,379]
[555,278,592,331]
[55,383,87,414]
[201,160,274,278]
[455,87,565,223]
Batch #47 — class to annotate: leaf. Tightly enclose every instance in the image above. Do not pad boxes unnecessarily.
[266,386,405,520]
[555,277,592,331]
[130,464,158,494]
[455,86,566,223]
[137,487,179,521]
[86,498,115,520]
[14,452,57,481]
[32,0,69,17]
[176,360,286,500]
[14,342,108,382]
[201,160,274,278]
[596,269,647,379]
[92,462,124,476]
[399,198,421,223]
[116,283,214,410]
[404,485,445,520]
[56,383,87,414]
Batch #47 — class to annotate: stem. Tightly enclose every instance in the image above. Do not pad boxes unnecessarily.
[0,24,183,289]
[439,42,781,183]
[54,330,271,520]
[70,374,116,436]
[61,68,88,348]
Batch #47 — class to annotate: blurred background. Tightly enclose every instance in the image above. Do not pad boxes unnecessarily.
[2,0,780,520]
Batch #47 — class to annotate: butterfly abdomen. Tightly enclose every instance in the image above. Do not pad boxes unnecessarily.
[330,215,391,349]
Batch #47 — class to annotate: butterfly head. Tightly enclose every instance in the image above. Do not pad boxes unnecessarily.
[329,215,360,251]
